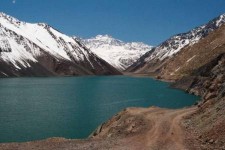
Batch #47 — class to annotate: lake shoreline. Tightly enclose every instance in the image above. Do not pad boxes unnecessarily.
[0,74,202,150]
[123,72,176,83]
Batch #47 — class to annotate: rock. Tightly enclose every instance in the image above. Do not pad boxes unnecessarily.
[209,139,214,144]
[214,140,218,144]
[156,76,162,79]
[204,139,209,143]
[204,92,217,100]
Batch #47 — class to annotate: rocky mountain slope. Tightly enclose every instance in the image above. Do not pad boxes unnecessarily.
[147,20,225,150]
[158,24,225,81]
[171,26,225,149]
[0,13,121,77]
[127,13,225,74]
[82,35,153,71]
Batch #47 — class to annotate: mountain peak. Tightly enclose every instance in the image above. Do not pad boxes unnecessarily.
[219,13,225,19]
[82,35,153,70]
[0,12,23,26]
[216,13,225,26]
[0,12,6,16]
[94,35,120,43]
[0,12,16,20]
[95,34,113,39]
[85,34,124,46]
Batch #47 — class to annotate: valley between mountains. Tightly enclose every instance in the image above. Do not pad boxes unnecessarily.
[1,12,225,150]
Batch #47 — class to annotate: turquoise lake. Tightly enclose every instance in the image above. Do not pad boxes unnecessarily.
[0,76,199,143]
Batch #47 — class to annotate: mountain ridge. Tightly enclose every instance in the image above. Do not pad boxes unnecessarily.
[0,12,121,77]
[82,35,153,70]
[127,13,225,73]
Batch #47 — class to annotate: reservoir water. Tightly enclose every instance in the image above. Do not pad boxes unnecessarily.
[0,76,199,143]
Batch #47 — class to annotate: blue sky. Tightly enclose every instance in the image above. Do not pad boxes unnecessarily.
[1,0,225,45]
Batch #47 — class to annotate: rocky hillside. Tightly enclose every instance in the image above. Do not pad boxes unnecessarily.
[126,14,225,149]
[143,23,225,102]
[127,14,225,74]
[157,22,225,150]
[82,35,153,71]
[175,51,225,149]
[0,13,121,77]
[158,24,225,81]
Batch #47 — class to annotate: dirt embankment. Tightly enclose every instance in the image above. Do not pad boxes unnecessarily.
[91,107,199,150]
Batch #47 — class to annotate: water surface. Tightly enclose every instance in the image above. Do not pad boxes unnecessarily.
[0,76,199,143]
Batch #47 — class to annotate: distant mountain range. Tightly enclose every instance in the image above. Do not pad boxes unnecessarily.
[1,12,225,78]
[0,12,120,77]
[82,35,153,70]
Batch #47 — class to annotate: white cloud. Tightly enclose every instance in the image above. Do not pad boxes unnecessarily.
[12,0,16,4]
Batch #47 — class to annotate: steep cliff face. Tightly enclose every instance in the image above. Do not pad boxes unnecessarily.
[0,13,121,77]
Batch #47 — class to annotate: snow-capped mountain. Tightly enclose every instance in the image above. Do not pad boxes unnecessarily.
[128,13,225,73]
[146,14,225,62]
[82,35,153,70]
[0,12,120,77]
